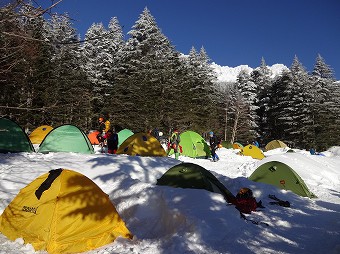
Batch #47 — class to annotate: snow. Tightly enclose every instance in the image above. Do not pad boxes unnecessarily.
[0,145,340,254]
[211,62,289,82]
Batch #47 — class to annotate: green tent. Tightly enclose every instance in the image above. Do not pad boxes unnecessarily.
[117,129,134,147]
[249,161,316,198]
[38,125,94,154]
[169,130,210,158]
[0,118,34,153]
[157,162,235,203]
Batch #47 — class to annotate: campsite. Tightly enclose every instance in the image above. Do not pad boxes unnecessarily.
[0,118,339,254]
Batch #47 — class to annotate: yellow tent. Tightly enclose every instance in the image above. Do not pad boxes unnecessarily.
[117,132,166,157]
[0,169,132,253]
[265,140,288,151]
[29,125,53,144]
[241,144,265,160]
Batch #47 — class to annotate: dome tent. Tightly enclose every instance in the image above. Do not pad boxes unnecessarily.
[29,125,53,144]
[116,132,166,157]
[249,161,316,198]
[117,129,134,147]
[265,140,288,151]
[87,130,100,145]
[169,130,210,158]
[39,124,94,154]
[157,162,235,203]
[241,144,265,160]
[0,168,132,253]
[0,117,34,153]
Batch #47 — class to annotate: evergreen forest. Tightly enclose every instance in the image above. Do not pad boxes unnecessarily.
[1,1,339,150]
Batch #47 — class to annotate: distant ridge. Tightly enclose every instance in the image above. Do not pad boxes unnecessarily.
[211,62,289,82]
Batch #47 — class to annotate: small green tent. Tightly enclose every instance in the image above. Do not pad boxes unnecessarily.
[117,129,134,147]
[38,125,94,154]
[0,118,34,153]
[157,162,235,202]
[169,131,210,158]
[249,161,316,198]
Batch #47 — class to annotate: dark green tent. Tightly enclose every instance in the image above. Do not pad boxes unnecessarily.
[0,118,34,153]
[38,124,94,154]
[157,162,235,202]
[249,161,316,198]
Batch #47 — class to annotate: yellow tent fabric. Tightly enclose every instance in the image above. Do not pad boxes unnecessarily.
[241,144,265,160]
[29,125,53,144]
[116,132,166,157]
[265,140,288,151]
[0,169,132,253]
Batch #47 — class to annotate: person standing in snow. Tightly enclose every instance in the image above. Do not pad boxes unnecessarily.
[103,129,119,154]
[103,113,111,133]
[209,131,220,162]
[97,117,106,143]
[168,129,181,160]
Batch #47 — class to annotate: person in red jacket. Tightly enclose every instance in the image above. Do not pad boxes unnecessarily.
[103,129,119,154]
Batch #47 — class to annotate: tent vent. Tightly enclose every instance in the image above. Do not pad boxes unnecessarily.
[269,166,277,172]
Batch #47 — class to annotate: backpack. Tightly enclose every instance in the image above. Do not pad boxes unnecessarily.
[234,188,258,214]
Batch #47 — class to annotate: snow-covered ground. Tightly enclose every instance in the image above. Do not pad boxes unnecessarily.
[0,146,339,254]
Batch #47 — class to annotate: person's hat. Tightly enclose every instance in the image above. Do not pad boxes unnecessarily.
[209,131,214,135]
[174,129,179,133]
[98,117,104,122]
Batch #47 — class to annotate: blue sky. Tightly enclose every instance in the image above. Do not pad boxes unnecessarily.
[51,0,339,79]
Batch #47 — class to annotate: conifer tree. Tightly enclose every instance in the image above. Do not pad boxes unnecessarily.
[289,56,314,148]
[236,69,258,141]
[112,7,181,131]
[311,54,338,150]
[82,22,112,115]
[41,13,91,128]
[13,3,54,126]
[312,54,335,80]
[268,70,296,146]
[0,5,24,117]
[253,57,272,145]
[180,46,218,133]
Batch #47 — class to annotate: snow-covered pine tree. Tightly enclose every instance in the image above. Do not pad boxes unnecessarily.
[14,3,55,126]
[311,54,338,150]
[44,13,91,128]
[288,56,314,149]
[112,7,181,131]
[180,46,218,132]
[312,54,335,80]
[253,57,272,145]
[236,69,259,142]
[82,22,112,114]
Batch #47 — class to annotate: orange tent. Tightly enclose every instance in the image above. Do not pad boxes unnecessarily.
[88,130,100,145]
